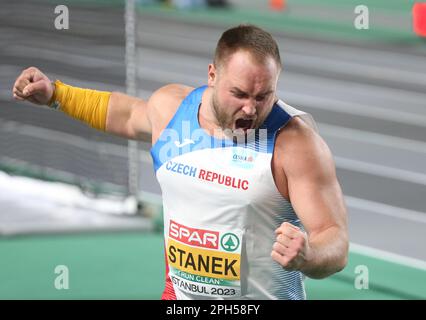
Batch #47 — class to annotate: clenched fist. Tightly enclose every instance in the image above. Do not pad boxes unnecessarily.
[12,67,54,105]
[271,222,311,271]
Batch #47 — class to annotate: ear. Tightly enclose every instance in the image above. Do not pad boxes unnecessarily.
[208,63,217,87]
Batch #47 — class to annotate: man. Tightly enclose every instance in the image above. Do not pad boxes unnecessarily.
[12,24,348,299]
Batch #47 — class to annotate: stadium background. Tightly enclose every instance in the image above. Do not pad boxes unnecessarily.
[0,0,425,299]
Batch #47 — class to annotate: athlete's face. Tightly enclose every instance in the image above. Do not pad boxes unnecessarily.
[208,50,280,134]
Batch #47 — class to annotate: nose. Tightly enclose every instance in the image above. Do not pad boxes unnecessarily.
[241,99,256,117]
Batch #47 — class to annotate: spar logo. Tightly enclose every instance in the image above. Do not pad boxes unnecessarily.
[220,233,240,252]
[169,220,219,249]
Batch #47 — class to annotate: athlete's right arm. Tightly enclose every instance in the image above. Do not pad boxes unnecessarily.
[12,67,186,141]
[106,91,151,140]
[107,83,190,142]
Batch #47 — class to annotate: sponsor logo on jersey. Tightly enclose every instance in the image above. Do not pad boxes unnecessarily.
[169,220,219,249]
[174,138,195,148]
[231,148,257,169]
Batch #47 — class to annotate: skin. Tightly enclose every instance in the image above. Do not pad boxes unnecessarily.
[202,50,279,138]
[12,49,348,279]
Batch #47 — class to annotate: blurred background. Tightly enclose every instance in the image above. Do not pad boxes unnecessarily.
[0,0,425,299]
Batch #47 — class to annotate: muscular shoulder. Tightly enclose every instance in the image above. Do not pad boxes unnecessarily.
[276,116,317,147]
[274,116,335,181]
[148,83,193,117]
[148,83,194,138]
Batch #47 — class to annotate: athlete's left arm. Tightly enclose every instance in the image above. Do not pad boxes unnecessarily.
[271,118,349,279]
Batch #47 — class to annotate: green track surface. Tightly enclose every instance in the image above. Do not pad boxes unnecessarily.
[0,232,165,299]
[0,232,424,299]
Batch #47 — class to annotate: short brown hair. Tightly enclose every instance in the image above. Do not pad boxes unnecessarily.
[214,24,282,69]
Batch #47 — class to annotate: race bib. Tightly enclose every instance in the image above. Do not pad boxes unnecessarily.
[166,219,243,298]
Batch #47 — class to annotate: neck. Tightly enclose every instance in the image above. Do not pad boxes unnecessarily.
[198,88,226,139]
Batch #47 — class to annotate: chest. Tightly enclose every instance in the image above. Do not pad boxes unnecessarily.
[156,146,279,206]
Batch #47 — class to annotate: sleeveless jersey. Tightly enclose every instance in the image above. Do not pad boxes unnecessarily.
[151,85,316,300]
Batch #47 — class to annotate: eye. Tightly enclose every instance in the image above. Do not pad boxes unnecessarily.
[255,95,266,102]
[233,92,247,99]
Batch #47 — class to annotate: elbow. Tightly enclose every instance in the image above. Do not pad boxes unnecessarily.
[306,255,348,280]
[319,238,349,278]
[336,238,349,273]
[336,252,348,273]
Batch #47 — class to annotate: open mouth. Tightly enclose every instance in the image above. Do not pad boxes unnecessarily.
[235,118,254,132]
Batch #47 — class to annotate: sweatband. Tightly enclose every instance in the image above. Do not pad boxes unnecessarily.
[48,80,111,131]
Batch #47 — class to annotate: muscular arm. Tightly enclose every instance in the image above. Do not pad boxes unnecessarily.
[12,67,188,143]
[106,84,191,142]
[272,118,349,279]
[112,84,192,142]
[105,92,151,140]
